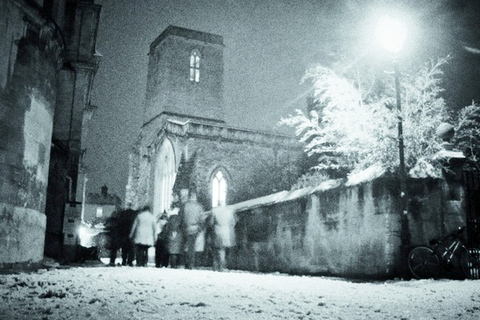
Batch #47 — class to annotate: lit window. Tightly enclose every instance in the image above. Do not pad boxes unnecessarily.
[212,170,227,207]
[189,49,200,82]
[153,139,176,215]
[96,207,103,218]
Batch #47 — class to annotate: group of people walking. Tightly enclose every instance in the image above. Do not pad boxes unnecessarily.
[106,190,234,270]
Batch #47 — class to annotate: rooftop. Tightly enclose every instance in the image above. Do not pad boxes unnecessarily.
[150,25,224,54]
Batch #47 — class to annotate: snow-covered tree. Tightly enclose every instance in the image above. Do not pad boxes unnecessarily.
[454,102,480,168]
[280,56,451,181]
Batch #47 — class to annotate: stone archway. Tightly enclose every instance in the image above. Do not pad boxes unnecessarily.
[153,139,177,215]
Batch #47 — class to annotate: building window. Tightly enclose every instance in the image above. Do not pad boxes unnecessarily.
[96,207,103,218]
[189,49,200,83]
[154,139,176,215]
[212,170,227,208]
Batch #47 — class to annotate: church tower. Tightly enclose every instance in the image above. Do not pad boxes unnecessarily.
[127,26,303,219]
[144,25,225,125]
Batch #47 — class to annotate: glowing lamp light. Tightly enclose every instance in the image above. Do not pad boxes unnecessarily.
[375,15,407,53]
[78,224,96,247]
[78,225,88,246]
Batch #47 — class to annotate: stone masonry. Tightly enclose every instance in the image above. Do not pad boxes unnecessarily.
[127,26,306,216]
[0,0,101,265]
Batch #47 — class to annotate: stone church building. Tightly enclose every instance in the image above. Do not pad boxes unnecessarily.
[126,26,306,215]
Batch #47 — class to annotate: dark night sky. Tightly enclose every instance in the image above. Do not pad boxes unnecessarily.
[85,0,480,202]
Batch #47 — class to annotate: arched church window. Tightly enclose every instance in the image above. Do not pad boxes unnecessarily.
[153,139,176,215]
[212,170,227,208]
[189,49,201,83]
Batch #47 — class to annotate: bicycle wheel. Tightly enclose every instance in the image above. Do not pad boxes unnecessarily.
[460,248,480,279]
[408,246,441,279]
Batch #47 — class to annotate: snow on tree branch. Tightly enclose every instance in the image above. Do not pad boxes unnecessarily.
[280,56,453,180]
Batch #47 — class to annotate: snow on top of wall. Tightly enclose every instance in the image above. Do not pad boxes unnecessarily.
[230,179,344,213]
[229,191,289,212]
[227,150,465,214]
[229,166,389,213]
[345,164,386,187]
[167,118,191,126]
[434,149,465,160]
[312,179,343,192]
[409,158,442,179]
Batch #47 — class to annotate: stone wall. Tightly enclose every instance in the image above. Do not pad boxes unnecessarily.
[0,0,101,264]
[0,0,62,264]
[44,144,69,259]
[229,177,466,279]
[44,0,101,262]
[0,203,46,265]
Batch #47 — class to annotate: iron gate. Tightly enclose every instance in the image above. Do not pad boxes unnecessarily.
[463,166,480,247]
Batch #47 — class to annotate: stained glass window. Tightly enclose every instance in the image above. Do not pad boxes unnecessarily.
[189,49,200,82]
[212,170,227,207]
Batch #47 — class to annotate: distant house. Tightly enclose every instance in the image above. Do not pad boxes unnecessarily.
[84,185,121,225]
[76,185,120,255]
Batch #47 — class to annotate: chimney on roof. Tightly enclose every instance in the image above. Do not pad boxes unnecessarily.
[101,185,108,198]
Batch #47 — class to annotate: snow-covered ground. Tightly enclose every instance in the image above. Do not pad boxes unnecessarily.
[1,262,479,320]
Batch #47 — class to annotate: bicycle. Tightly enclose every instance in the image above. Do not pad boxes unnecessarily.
[407,226,480,279]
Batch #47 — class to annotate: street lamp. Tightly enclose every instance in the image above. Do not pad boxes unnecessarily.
[375,15,407,54]
[375,14,407,197]
[375,14,411,270]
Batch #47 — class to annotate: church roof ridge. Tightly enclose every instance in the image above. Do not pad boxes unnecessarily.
[163,116,291,137]
[150,25,224,54]
[164,117,300,146]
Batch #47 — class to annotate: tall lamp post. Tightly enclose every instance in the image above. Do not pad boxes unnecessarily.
[376,15,411,272]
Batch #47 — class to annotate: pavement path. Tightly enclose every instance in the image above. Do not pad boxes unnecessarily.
[1,265,479,320]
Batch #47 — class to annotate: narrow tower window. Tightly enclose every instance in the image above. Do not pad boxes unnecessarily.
[212,170,227,208]
[189,49,201,82]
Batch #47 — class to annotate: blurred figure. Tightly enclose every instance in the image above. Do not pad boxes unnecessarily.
[211,206,236,271]
[180,191,204,269]
[105,210,120,266]
[164,208,183,268]
[117,204,137,266]
[155,211,169,268]
[129,205,157,267]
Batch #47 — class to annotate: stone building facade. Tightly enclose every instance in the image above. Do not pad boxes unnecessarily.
[0,0,101,265]
[127,26,306,216]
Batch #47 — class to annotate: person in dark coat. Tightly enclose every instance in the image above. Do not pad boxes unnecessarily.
[117,205,137,266]
[165,209,183,268]
[105,211,120,266]
[155,211,169,268]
